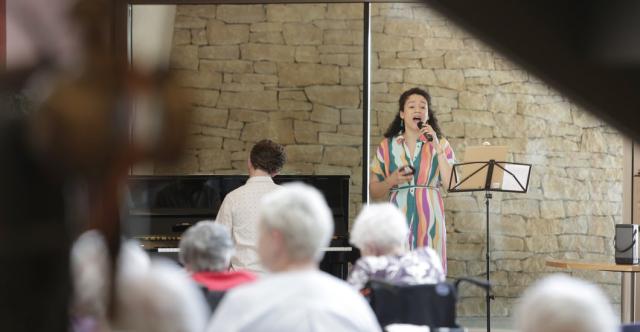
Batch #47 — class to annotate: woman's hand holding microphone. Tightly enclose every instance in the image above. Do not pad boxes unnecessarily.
[418,121,444,155]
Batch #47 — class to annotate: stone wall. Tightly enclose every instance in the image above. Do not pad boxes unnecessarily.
[162,4,364,220]
[369,3,623,318]
[159,2,623,321]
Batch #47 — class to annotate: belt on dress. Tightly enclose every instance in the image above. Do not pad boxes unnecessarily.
[390,185,439,192]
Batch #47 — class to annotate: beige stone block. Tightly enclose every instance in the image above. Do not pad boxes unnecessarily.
[266,4,326,23]
[227,120,243,130]
[185,135,223,149]
[491,235,524,251]
[283,23,323,45]
[199,46,239,60]
[240,43,295,62]
[324,29,357,45]
[587,216,615,237]
[191,29,207,45]
[319,45,362,54]
[458,91,487,110]
[295,46,320,63]
[250,22,283,32]
[326,3,362,19]
[488,93,517,114]
[340,109,362,124]
[230,109,268,122]
[372,33,412,52]
[464,122,498,138]
[525,235,558,253]
[453,109,494,126]
[444,195,479,212]
[279,99,312,111]
[280,91,307,101]
[206,21,250,45]
[580,129,607,153]
[175,16,207,29]
[444,51,494,69]
[379,58,421,69]
[397,50,445,59]
[305,86,360,108]
[282,162,315,174]
[176,5,217,18]
[558,235,604,253]
[313,19,348,30]
[278,63,339,87]
[320,54,350,66]
[493,114,526,138]
[493,215,527,237]
[188,89,220,107]
[379,6,413,19]
[384,19,431,38]
[404,69,437,85]
[372,69,403,83]
[323,146,360,166]
[294,120,336,144]
[287,145,324,163]
[216,5,265,23]
[319,132,361,145]
[175,70,222,89]
[540,200,565,219]
[154,150,199,174]
[192,107,228,127]
[254,61,277,74]
[337,124,362,136]
[234,74,278,84]
[313,164,352,175]
[498,82,551,95]
[241,119,295,144]
[269,111,310,121]
[439,121,464,138]
[310,104,340,124]
[199,149,232,171]
[434,69,465,90]
[447,243,484,260]
[200,60,253,73]
[173,29,191,45]
[542,175,589,200]
[250,32,284,44]
[340,67,361,86]
[218,91,278,111]
[221,82,264,92]
[231,150,248,161]
[453,212,486,233]
[170,45,199,70]
[414,37,464,50]
[491,70,528,85]
[349,54,363,68]
[572,107,603,128]
[202,127,241,139]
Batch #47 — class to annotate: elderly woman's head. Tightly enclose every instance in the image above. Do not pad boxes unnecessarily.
[515,274,618,332]
[258,183,333,272]
[350,203,408,256]
[179,221,233,272]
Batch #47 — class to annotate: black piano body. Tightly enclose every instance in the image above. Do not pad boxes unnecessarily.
[124,175,358,279]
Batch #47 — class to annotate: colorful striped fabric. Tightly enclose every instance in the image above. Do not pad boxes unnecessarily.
[371,134,456,273]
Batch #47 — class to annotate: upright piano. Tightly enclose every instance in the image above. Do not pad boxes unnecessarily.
[124,175,358,279]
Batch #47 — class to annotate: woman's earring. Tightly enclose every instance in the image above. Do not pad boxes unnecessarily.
[400,121,404,130]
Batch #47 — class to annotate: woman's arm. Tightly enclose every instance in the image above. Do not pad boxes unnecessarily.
[369,169,412,201]
[436,148,455,191]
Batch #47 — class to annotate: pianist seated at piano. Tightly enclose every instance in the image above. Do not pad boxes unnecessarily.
[207,183,381,332]
[179,221,257,291]
[347,203,445,290]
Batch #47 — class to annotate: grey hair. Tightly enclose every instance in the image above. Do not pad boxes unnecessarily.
[350,203,408,253]
[178,221,234,272]
[515,274,618,332]
[259,182,334,262]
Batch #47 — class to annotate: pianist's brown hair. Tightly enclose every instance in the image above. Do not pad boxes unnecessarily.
[250,139,287,175]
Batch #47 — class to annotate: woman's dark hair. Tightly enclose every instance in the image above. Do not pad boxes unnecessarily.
[383,87,443,139]
[250,139,287,174]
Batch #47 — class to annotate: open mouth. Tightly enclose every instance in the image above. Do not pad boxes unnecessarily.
[412,116,422,126]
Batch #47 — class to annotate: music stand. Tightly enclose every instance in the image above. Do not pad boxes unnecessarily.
[448,159,531,332]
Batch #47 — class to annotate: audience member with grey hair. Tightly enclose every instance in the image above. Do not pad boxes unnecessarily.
[179,220,256,291]
[515,274,618,332]
[208,183,382,332]
[347,203,445,290]
[70,231,210,332]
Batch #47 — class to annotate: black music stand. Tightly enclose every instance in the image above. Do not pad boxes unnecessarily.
[448,159,531,332]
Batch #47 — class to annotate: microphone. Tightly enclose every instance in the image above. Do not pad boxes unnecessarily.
[417,121,433,142]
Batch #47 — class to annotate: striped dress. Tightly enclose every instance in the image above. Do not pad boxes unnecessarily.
[371,134,456,272]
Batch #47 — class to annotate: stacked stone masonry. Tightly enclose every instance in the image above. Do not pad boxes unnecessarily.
[161,3,623,319]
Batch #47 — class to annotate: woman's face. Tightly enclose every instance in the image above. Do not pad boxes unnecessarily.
[400,94,428,132]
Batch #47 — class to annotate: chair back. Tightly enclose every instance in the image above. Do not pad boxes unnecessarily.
[366,280,458,328]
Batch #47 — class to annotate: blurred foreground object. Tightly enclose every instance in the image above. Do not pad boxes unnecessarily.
[0,0,189,330]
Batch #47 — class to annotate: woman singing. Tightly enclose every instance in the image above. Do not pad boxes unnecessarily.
[370,87,456,272]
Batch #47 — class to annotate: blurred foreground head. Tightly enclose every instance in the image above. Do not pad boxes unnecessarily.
[515,274,618,332]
